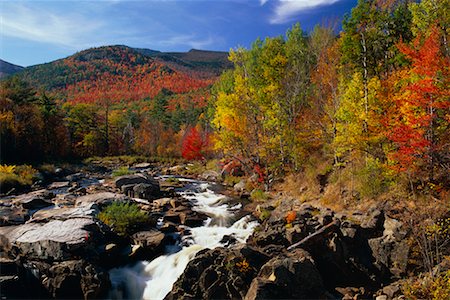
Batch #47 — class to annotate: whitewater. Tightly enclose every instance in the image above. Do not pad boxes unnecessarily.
[109,179,258,300]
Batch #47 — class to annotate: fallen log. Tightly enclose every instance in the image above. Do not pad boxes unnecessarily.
[287,218,341,251]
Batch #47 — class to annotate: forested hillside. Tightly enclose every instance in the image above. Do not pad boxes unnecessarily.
[210,0,449,199]
[1,46,226,162]
[1,0,448,199]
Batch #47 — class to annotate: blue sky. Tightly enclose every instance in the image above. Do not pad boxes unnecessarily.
[0,0,357,67]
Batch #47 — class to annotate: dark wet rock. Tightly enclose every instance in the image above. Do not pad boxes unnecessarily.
[114,174,157,189]
[184,215,206,227]
[131,230,166,259]
[160,222,178,233]
[168,245,270,300]
[0,206,29,226]
[65,172,84,182]
[75,192,129,207]
[133,183,161,200]
[219,235,237,247]
[24,259,109,299]
[245,249,327,300]
[0,258,51,299]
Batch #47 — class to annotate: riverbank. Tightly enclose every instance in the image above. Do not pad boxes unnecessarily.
[1,160,449,299]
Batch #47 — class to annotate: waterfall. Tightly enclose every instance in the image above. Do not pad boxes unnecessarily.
[109,180,258,300]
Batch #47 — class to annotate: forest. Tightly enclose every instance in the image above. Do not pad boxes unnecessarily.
[2,0,448,198]
[0,0,449,299]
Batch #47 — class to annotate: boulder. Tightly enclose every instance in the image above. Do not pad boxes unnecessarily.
[168,246,270,300]
[36,259,109,299]
[12,190,54,210]
[0,218,106,261]
[114,174,156,189]
[131,230,166,259]
[0,206,29,226]
[201,170,219,182]
[245,249,326,300]
[75,192,128,207]
[133,183,160,200]
[368,217,409,279]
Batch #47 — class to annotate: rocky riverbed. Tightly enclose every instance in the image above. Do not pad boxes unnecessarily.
[0,163,426,299]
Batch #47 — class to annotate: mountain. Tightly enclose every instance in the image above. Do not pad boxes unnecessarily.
[0,59,24,78]
[16,45,231,104]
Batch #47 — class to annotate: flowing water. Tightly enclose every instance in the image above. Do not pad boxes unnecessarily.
[109,179,258,300]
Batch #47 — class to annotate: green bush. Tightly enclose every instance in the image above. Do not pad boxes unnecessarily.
[223,175,241,186]
[98,202,148,236]
[250,189,268,202]
[112,166,133,177]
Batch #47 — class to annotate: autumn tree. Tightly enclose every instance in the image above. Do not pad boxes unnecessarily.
[385,26,450,182]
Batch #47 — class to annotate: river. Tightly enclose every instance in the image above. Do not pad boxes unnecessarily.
[108,179,258,300]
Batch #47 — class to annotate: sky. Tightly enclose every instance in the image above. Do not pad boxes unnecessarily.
[0,0,357,67]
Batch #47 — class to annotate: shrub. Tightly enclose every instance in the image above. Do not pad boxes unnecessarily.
[98,202,148,236]
[223,175,241,186]
[14,165,38,185]
[236,258,251,273]
[402,269,450,300]
[250,189,268,202]
[112,166,133,177]
[258,209,271,221]
[0,164,38,193]
[0,165,15,173]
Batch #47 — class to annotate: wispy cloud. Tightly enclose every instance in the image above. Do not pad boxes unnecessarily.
[159,34,222,49]
[269,0,341,24]
[0,3,104,49]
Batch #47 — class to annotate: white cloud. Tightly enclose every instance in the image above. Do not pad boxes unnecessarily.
[270,0,340,24]
[260,0,269,5]
[0,3,104,49]
[160,34,221,49]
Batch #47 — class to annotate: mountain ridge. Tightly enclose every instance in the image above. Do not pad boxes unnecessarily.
[0,59,24,78]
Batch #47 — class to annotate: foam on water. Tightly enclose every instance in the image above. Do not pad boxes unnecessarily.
[108,180,257,300]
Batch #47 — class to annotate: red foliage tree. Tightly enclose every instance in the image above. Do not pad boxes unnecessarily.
[386,26,449,179]
[181,126,210,160]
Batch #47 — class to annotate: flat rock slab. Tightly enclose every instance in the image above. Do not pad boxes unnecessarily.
[47,182,70,190]
[133,162,152,169]
[0,218,100,261]
[0,218,94,244]
[31,204,99,222]
[75,192,128,207]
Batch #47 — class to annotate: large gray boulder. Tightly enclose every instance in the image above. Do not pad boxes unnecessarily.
[368,216,409,279]
[0,218,105,261]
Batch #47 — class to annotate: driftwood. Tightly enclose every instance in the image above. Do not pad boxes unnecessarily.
[287,219,341,251]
